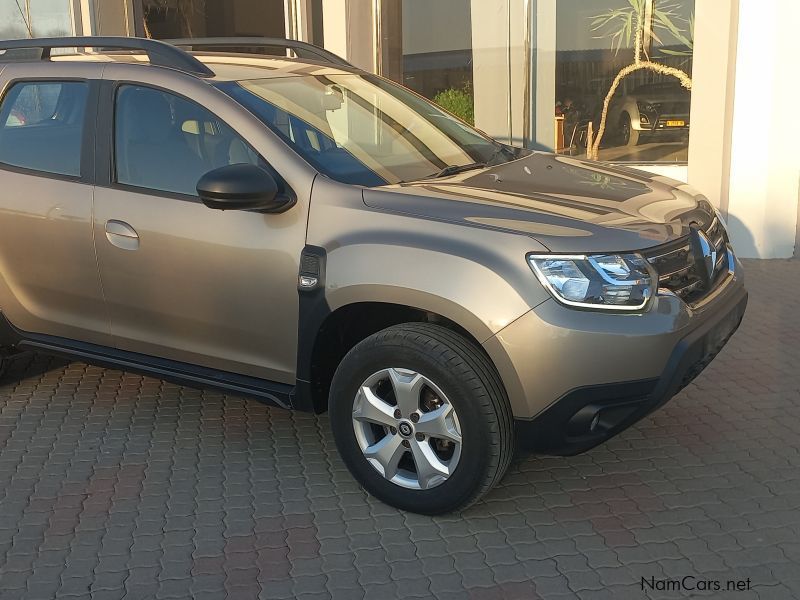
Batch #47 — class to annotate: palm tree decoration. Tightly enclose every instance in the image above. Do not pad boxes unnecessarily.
[586,0,693,160]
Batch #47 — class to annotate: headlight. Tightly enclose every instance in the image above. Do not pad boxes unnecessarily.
[528,253,655,311]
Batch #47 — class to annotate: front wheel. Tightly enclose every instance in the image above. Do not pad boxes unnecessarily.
[329,323,514,514]
[620,113,640,146]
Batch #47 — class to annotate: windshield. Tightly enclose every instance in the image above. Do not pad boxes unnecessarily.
[215,73,516,187]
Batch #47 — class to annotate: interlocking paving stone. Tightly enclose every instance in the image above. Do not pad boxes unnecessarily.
[0,259,797,598]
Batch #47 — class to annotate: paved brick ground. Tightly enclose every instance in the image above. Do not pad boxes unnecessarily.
[0,259,798,600]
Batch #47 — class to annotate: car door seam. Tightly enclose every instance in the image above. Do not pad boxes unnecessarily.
[92,66,114,341]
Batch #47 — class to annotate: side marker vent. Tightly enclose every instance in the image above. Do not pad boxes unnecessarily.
[298,247,326,292]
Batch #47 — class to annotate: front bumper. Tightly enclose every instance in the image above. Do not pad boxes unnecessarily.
[635,114,690,132]
[483,259,747,455]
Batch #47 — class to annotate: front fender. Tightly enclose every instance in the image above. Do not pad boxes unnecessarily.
[300,177,552,414]
[307,178,551,342]
[325,250,540,344]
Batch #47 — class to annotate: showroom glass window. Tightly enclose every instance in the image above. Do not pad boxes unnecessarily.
[141,0,286,42]
[374,0,694,164]
[375,0,521,145]
[372,0,477,125]
[398,0,475,125]
[555,0,695,163]
[0,0,73,38]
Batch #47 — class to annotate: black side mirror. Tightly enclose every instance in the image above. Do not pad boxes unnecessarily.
[197,164,292,212]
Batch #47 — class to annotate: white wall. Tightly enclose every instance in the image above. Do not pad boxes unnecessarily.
[725,0,800,258]
[687,0,737,216]
[469,1,511,142]
[322,0,376,72]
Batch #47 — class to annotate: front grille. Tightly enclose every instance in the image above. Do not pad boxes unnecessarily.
[644,217,730,304]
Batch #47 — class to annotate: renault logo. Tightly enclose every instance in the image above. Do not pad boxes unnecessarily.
[690,226,717,282]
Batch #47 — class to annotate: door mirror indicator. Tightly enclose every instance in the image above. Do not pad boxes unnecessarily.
[197,164,291,212]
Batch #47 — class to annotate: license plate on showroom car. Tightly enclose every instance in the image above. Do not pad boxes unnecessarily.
[666,120,685,127]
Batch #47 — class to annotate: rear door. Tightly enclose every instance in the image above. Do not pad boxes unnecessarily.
[0,62,110,345]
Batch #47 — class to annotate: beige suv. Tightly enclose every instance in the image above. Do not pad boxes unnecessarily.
[0,37,747,514]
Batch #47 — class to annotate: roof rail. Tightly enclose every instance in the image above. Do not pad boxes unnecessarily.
[0,36,215,77]
[165,37,353,68]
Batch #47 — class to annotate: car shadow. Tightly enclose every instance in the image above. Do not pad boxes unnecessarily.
[1,351,70,385]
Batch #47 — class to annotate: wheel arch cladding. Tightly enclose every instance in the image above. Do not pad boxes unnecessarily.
[298,299,498,414]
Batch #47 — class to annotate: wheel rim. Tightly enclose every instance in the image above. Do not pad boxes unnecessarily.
[351,368,462,490]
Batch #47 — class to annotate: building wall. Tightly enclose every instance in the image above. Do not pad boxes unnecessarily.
[321,0,376,72]
[724,0,799,258]
[686,0,738,215]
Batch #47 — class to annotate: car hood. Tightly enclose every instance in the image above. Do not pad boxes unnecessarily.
[363,153,714,253]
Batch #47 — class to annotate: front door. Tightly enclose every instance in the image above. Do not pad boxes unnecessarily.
[92,77,307,384]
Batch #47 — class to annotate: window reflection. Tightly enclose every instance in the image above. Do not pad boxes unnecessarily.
[401,0,474,125]
[0,0,73,38]
[555,0,694,163]
[142,0,285,40]
[375,0,694,163]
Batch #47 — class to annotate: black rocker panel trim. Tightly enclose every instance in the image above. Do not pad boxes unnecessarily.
[0,314,294,409]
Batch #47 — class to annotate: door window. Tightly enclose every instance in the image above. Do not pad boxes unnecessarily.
[0,81,89,177]
[114,85,263,196]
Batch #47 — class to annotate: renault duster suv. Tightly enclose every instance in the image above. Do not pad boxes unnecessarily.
[0,37,746,514]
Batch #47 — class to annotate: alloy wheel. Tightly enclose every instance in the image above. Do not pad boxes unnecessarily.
[351,367,462,490]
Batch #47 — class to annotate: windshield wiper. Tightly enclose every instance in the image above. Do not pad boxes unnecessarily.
[423,162,487,180]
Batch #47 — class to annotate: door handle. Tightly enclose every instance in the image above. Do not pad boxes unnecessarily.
[105,220,140,251]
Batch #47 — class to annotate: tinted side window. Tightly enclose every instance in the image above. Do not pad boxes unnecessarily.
[115,85,263,196]
[0,81,88,177]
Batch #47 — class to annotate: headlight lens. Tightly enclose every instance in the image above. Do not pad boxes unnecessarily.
[528,253,655,310]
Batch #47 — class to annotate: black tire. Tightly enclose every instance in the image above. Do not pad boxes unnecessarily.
[329,323,514,514]
[620,113,640,146]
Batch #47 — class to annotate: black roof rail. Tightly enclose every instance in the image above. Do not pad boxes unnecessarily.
[165,37,353,68]
[0,36,215,77]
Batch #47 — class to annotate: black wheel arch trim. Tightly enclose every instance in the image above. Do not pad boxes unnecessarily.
[294,245,330,413]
